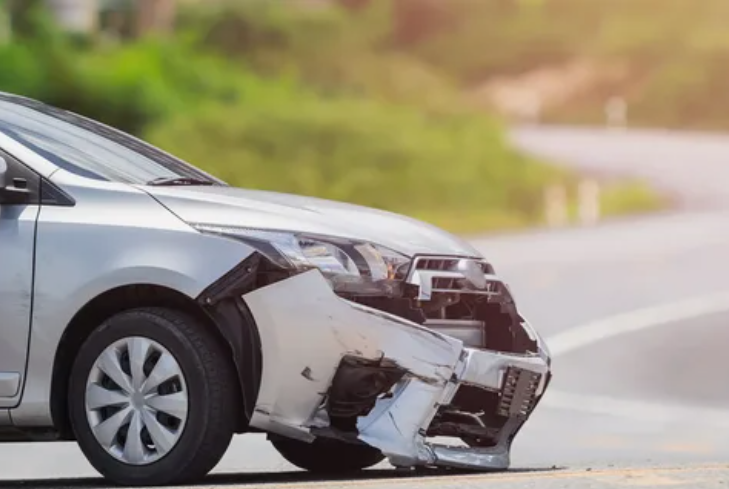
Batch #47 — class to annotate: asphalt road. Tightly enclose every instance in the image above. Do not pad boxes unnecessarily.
[4,126,729,488]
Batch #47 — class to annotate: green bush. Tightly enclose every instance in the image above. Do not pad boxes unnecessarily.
[65,40,244,133]
[0,39,162,133]
[389,0,729,130]
[0,41,48,98]
[180,0,461,112]
[147,79,564,232]
[598,180,667,217]
[0,34,246,134]
[0,0,664,233]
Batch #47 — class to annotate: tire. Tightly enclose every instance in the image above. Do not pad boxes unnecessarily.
[68,307,238,486]
[270,435,385,474]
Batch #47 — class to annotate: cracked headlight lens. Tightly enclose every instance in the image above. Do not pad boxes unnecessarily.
[192,224,410,293]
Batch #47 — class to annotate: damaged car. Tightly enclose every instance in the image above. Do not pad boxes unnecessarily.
[0,92,552,486]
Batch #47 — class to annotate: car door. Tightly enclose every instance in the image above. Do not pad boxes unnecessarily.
[0,151,41,406]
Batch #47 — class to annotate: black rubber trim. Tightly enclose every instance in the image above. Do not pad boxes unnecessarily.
[196,254,265,428]
[41,178,75,206]
[197,253,261,307]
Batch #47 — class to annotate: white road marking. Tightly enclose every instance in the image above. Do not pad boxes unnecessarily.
[541,290,729,422]
[545,290,729,356]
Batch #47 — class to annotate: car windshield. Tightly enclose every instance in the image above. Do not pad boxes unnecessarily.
[0,94,225,186]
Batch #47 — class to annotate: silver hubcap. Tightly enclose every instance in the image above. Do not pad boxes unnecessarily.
[85,337,189,465]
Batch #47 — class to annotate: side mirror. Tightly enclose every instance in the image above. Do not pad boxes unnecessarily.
[0,157,30,205]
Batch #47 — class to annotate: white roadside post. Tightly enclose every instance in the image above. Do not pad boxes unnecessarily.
[577,179,601,226]
[604,96,628,129]
[523,92,542,125]
[544,184,568,228]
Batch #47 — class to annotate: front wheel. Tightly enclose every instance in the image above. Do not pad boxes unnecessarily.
[68,307,239,486]
[270,435,385,474]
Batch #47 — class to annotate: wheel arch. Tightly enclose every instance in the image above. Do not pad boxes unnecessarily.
[50,282,262,440]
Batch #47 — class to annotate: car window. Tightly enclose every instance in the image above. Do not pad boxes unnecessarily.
[0,95,225,186]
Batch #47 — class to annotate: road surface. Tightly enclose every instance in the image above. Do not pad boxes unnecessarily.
[4,126,729,488]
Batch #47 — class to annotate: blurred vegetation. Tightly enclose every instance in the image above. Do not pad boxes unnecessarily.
[0,0,665,233]
[598,181,666,218]
[391,0,729,130]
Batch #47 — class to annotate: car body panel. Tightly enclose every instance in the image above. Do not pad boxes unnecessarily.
[244,270,463,441]
[141,185,482,258]
[244,269,550,470]
[0,95,551,476]
[8,174,256,420]
[0,204,39,400]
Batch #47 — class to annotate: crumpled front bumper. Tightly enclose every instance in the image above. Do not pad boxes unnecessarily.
[358,343,550,470]
[244,270,551,470]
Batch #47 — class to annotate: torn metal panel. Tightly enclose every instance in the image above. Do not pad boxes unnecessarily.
[456,348,549,394]
[243,270,463,441]
[243,265,551,471]
[355,341,549,470]
[520,315,552,364]
[430,417,523,469]
[356,376,459,467]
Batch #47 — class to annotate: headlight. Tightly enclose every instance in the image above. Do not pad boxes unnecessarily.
[192,224,411,295]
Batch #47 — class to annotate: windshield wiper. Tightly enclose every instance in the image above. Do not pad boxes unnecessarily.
[146,177,216,187]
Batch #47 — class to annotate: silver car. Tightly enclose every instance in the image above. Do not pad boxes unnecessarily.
[0,93,551,486]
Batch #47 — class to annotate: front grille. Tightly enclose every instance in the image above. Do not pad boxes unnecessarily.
[414,257,495,275]
[416,258,460,271]
[406,256,503,300]
[432,277,458,290]
[496,367,542,418]
[345,255,535,354]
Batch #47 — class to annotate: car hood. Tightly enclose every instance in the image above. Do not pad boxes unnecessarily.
[141,185,482,257]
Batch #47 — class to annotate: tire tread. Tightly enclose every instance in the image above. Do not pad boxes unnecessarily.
[68,306,238,486]
[270,435,385,474]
